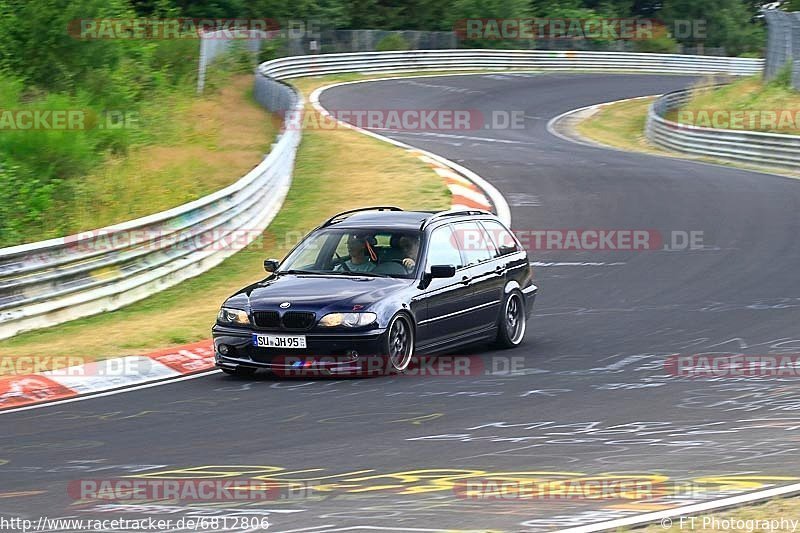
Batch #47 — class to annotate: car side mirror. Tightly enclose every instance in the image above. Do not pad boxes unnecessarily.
[263,259,280,273]
[429,265,456,279]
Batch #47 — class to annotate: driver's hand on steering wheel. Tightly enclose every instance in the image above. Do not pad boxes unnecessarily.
[402,258,416,270]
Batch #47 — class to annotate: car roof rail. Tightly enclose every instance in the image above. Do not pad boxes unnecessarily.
[420,209,493,230]
[321,206,404,227]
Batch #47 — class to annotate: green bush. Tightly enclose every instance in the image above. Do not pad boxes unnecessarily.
[0,161,63,245]
[376,33,409,51]
[258,39,285,63]
[634,34,679,54]
[0,0,215,246]
[769,62,793,89]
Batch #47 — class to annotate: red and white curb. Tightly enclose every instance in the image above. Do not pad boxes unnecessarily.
[413,151,493,211]
[0,340,215,411]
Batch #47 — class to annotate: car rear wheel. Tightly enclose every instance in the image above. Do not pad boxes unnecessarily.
[385,314,414,373]
[495,290,526,348]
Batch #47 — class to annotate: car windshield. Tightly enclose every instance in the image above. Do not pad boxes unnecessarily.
[278,228,422,279]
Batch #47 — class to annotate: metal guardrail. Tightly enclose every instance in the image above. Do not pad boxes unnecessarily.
[260,49,764,79]
[0,49,765,339]
[646,86,800,172]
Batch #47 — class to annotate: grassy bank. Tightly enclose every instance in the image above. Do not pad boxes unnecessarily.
[576,75,800,176]
[575,97,659,152]
[0,56,275,247]
[0,72,276,246]
[667,74,800,135]
[61,75,278,233]
[0,73,451,367]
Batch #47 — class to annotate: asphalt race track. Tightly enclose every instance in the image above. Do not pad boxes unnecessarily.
[2,73,800,532]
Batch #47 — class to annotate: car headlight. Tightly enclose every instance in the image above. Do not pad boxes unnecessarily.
[217,307,250,326]
[319,312,377,328]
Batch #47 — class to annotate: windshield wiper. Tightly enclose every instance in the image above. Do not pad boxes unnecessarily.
[276,269,322,275]
[332,271,388,278]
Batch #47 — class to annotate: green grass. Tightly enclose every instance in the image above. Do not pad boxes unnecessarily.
[0,71,451,367]
[575,97,659,152]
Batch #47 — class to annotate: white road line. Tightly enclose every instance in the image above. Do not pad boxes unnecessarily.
[272,526,336,533]
[531,261,627,267]
[292,526,459,533]
[554,482,800,533]
[378,130,531,145]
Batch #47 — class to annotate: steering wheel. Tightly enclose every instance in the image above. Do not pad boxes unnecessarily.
[334,252,352,272]
[389,259,414,271]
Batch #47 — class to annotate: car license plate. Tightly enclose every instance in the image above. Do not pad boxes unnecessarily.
[253,334,307,349]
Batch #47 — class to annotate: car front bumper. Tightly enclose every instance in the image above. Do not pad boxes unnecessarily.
[212,324,388,375]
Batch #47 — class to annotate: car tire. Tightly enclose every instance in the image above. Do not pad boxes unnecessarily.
[384,313,415,373]
[495,290,526,348]
[221,366,257,377]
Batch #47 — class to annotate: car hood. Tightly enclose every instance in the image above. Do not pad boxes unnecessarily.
[225,274,413,312]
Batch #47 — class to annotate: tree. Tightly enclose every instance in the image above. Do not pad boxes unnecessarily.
[0,0,138,95]
[660,0,765,55]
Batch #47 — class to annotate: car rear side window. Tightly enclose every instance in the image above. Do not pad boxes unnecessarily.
[453,222,495,266]
[425,226,463,270]
[481,220,520,257]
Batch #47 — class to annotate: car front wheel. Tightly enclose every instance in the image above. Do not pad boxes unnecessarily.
[496,290,526,348]
[385,314,414,373]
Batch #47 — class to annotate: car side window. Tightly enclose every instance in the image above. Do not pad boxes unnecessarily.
[425,226,463,270]
[453,222,494,266]
[481,220,520,257]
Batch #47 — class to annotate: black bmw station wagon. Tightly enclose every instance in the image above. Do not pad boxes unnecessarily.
[212,207,537,376]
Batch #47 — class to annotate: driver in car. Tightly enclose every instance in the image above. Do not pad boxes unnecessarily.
[398,235,420,271]
[335,235,377,273]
